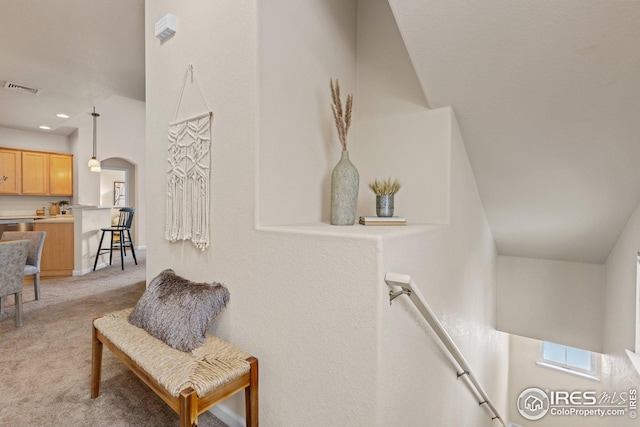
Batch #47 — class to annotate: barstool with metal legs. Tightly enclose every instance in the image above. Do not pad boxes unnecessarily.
[93,208,137,271]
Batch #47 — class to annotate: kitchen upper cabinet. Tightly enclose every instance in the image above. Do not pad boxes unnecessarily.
[0,147,73,196]
[22,151,49,195]
[49,153,73,196]
[0,148,22,194]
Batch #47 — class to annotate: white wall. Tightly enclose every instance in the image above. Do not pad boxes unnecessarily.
[497,255,605,352]
[145,0,260,416]
[0,126,69,152]
[73,207,114,274]
[257,0,357,226]
[147,1,382,424]
[145,0,507,425]
[359,1,507,424]
[354,0,449,224]
[67,95,146,246]
[604,198,640,355]
[99,169,125,207]
[257,0,450,227]
[508,334,639,427]
[380,110,509,426]
[69,126,98,206]
[504,197,640,427]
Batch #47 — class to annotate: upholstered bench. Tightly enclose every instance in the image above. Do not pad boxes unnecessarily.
[92,308,258,427]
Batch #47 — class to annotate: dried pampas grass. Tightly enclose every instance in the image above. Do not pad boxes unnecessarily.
[330,78,353,151]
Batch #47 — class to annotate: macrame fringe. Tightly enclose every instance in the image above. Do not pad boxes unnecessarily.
[165,64,213,250]
[166,112,211,250]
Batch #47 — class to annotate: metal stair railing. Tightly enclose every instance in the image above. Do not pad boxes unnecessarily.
[385,271,507,427]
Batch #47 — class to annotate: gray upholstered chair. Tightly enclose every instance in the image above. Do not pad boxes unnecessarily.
[0,240,30,327]
[1,231,47,300]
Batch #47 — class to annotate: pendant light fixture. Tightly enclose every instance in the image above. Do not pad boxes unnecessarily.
[88,106,101,172]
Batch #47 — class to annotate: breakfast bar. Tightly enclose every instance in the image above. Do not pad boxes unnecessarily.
[0,206,113,276]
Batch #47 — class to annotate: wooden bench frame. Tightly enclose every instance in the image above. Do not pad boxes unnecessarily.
[91,320,259,427]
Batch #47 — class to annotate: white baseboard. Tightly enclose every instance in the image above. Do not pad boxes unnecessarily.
[73,249,144,276]
[73,263,107,276]
[208,403,245,427]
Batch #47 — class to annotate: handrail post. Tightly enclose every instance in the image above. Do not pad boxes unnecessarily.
[389,288,411,304]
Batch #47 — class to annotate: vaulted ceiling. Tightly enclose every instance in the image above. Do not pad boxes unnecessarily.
[2,0,639,264]
[390,0,640,263]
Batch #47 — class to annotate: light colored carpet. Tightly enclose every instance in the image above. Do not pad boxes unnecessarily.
[0,251,227,427]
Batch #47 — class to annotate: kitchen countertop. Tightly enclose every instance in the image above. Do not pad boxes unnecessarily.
[0,215,74,223]
[35,216,74,224]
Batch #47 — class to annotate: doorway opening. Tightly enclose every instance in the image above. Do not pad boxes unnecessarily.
[100,167,129,207]
[98,157,136,208]
[96,157,139,246]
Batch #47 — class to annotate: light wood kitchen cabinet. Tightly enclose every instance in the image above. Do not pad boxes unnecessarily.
[0,148,22,194]
[49,153,73,196]
[22,151,49,195]
[0,147,73,196]
[33,221,74,277]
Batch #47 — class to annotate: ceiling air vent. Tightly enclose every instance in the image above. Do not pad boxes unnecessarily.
[3,81,41,95]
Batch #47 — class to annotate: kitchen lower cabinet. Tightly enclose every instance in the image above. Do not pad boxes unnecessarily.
[33,222,74,277]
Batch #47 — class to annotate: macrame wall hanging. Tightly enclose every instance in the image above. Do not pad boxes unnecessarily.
[166,64,213,250]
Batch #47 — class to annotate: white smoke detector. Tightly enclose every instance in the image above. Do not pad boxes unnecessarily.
[155,13,176,41]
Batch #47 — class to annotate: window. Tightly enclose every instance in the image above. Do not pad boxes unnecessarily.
[537,341,599,381]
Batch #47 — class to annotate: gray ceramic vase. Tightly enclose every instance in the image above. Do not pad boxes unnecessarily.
[330,150,359,225]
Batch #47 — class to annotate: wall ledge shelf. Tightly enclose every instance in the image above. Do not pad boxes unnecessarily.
[256,222,445,240]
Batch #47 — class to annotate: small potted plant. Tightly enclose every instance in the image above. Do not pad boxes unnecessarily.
[369,177,401,217]
[58,200,70,214]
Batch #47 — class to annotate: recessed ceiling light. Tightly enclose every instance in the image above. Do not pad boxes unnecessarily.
[39,125,51,130]
[56,113,70,119]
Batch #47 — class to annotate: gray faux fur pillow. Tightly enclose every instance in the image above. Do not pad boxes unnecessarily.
[128,269,230,352]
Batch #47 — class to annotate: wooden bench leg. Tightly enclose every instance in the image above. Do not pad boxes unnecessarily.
[245,357,259,427]
[179,387,198,427]
[91,323,103,398]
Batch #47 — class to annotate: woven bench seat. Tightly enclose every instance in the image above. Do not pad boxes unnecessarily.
[92,308,258,427]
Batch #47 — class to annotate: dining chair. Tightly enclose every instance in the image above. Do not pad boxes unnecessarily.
[0,240,30,327]
[1,231,47,300]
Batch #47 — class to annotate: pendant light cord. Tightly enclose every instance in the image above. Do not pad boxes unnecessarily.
[92,106,99,158]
